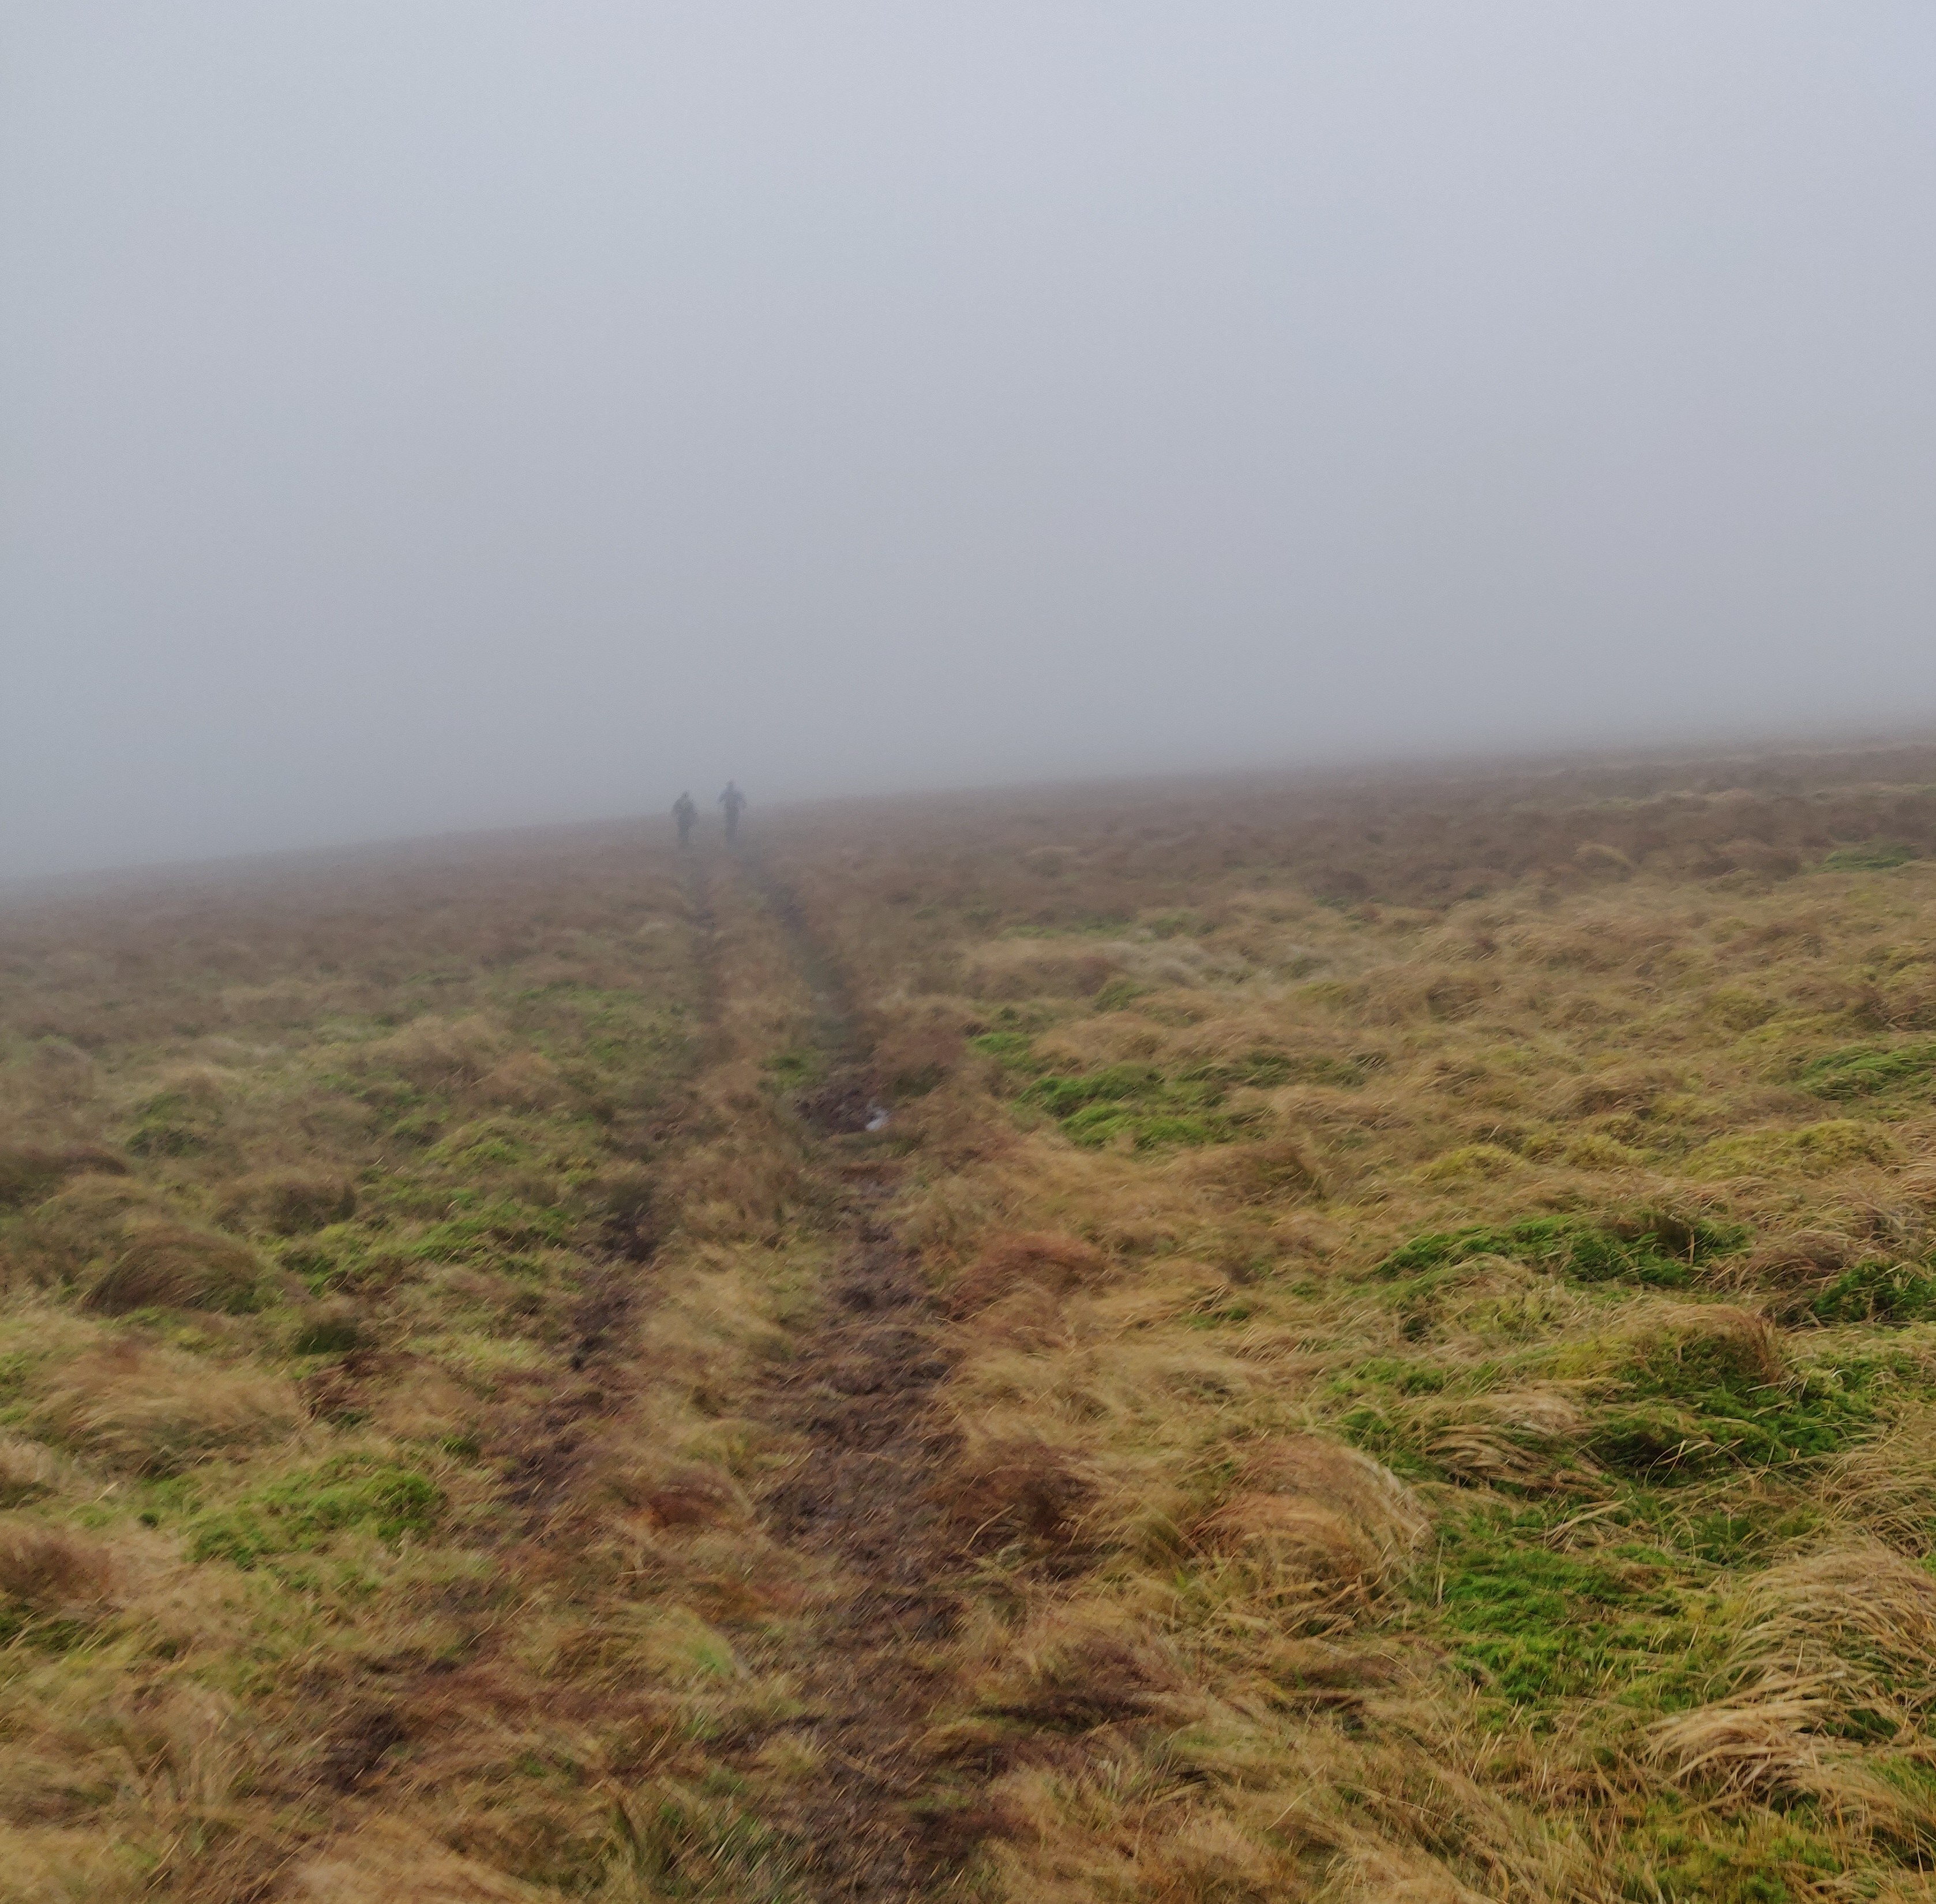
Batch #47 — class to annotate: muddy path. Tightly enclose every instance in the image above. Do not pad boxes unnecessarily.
[485,859,726,1536]
[680,838,726,1054]
[729,846,994,1902]
[738,845,883,1137]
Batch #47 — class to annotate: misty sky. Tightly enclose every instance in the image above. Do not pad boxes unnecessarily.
[5,5,1935,879]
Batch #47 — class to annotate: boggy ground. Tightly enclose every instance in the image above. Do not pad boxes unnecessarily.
[726,852,985,1898]
[13,743,1936,1900]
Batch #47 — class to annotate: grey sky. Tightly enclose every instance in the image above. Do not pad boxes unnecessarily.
[5,3,1934,879]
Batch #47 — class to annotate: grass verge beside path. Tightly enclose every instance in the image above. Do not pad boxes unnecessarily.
[744,749,1936,1903]
[0,837,845,1900]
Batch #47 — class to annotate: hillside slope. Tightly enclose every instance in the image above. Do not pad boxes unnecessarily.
[8,745,1936,1901]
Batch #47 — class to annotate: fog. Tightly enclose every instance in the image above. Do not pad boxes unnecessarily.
[5,5,1935,880]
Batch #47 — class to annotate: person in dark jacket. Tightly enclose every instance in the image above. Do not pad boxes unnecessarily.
[672,791,697,848]
[719,781,746,842]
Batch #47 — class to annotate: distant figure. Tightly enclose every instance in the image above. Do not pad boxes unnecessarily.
[719,781,747,842]
[672,790,697,848]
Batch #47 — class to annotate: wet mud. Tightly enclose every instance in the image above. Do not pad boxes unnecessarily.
[733,848,996,1901]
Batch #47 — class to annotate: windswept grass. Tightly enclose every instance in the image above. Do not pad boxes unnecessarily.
[14,745,1936,1898]
[753,739,1936,1902]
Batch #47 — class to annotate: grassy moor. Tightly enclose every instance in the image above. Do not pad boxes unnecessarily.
[14,743,1936,1902]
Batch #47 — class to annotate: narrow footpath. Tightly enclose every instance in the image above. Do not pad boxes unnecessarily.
[726,847,996,1902]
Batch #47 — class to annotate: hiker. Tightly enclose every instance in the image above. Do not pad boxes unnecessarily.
[671,791,697,848]
[719,781,746,842]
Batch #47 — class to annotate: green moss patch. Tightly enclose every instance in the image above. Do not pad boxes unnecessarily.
[760,1048,821,1085]
[277,1223,380,1294]
[1430,1506,1723,1711]
[1823,842,1916,871]
[1581,1325,1877,1481]
[1197,1045,1383,1089]
[969,1029,1049,1073]
[187,1456,443,1568]
[1020,1063,1259,1149]
[427,1119,543,1170]
[1684,1119,1900,1179]
[1614,1813,1859,1904]
[401,1194,571,1261]
[124,1089,223,1159]
[1378,1212,1748,1289]
[1797,1040,1936,1100]
[1803,1258,1936,1326]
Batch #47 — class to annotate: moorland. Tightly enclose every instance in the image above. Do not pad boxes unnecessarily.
[10,742,1936,1901]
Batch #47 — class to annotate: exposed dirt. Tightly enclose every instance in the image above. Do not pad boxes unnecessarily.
[566,1264,635,1366]
[312,1703,410,1794]
[796,1070,885,1136]
[756,1215,974,1899]
[494,1374,620,1521]
[734,850,999,1901]
[740,848,869,1068]
[682,844,726,1050]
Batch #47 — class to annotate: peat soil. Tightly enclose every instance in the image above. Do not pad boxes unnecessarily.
[741,845,882,1138]
[733,848,994,1902]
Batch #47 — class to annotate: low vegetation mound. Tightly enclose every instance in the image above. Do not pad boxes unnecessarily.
[81,1223,265,1314]
[0,1142,126,1208]
[29,1340,302,1474]
[1800,1040,1936,1100]
[947,1230,1109,1313]
[1379,1208,1749,1287]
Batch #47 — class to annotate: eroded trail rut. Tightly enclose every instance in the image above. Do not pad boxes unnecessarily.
[731,849,989,1902]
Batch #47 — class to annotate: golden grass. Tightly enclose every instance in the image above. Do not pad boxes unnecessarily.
[0,1433,65,1506]
[29,1338,302,1475]
[744,743,1936,1899]
[14,750,1936,1895]
[0,1519,123,1610]
[1198,1457,1419,1625]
